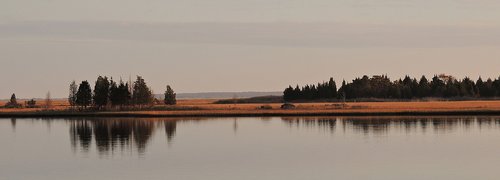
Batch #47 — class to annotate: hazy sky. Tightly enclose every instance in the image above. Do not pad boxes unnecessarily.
[2,0,500,98]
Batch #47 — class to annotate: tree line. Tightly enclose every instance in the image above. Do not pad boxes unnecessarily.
[284,74,500,101]
[69,76,177,110]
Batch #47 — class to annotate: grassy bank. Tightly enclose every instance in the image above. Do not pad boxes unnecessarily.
[2,109,500,118]
[2,100,500,118]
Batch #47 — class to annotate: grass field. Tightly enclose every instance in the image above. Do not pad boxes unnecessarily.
[2,99,500,117]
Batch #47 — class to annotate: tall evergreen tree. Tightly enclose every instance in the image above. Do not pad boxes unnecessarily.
[293,85,301,100]
[283,86,295,101]
[110,81,131,107]
[120,82,132,105]
[328,77,337,99]
[431,75,446,97]
[109,79,119,106]
[10,93,17,105]
[444,79,460,97]
[417,76,431,98]
[132,76,153,106]
[76,81,92,108]
[493,77,500,96]
[476,77,484,96]
[338,80,347,99]
[164,85,177,105]
[459,77,476,97]
[482,78,496,97]
[93,76,110,109]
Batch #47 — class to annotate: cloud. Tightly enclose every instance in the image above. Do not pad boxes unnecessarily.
[2,21,500,48]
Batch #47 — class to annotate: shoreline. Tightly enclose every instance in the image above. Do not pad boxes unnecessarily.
[3,100,500,118]
[2,109,500,118]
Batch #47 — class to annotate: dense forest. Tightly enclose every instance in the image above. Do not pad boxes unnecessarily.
[284,74,500,101]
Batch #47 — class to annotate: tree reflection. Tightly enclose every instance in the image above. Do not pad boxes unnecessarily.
[10,118,16,130]
[70,120,92,152]
[282,117,337,132]
[165,121,177,143]
[69,118,178,155]
[62,116,500,155]
[281,116,500,135]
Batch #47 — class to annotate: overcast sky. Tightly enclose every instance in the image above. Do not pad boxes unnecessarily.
[2,0,500,98]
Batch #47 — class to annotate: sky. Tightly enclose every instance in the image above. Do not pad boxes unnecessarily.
[2,0,500,98]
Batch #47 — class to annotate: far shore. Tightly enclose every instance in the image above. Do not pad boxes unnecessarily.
[2,99,500,118]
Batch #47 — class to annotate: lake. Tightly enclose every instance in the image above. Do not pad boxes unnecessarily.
[1,116,500,180]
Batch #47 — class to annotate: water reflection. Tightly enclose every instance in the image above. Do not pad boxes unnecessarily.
[5,116,500,180]
[282,117,337,132]
[8,116,500,156]
[164,121,176,143]
[69,118,178,155]
[11,118,16,130]
[282,116,500,135]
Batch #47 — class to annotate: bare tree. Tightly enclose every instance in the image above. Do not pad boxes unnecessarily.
[45,91,52,109]
[69,81,78,108]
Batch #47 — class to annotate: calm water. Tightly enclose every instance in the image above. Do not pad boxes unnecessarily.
[2,116,500,180]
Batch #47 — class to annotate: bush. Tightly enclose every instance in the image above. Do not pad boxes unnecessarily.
[25,99,37,108]
[281,103,296,109]
[258,105,273,110]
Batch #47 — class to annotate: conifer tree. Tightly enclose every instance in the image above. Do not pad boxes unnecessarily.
[10,93,17,105]
[5,93,21,108]
[76,81,92,108]
[109,79,119,106]
[132,76,153,106]
[328,77,337,99]
[283,86,295,101]
[417,76,431,98]
[93,76,110,109]
[164,85,177,105]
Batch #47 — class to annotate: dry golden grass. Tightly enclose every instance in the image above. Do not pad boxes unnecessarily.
[3,99,500,116]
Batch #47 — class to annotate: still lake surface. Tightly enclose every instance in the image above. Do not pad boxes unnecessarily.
[1,116,500,180]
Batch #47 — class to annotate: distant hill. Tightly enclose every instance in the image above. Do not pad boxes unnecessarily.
[214,95,283,104]
[155,91,282,99]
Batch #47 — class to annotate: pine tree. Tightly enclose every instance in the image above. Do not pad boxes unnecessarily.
[132,76,153,106]
[283,86,295,102]
[459,77,476,97]
[444,79,460,97]
[431,75,446,97]
[120,82,132,106]
[5,93,21,108]
[417,76,431,98]
[476,77,485,97]
[483,79,496,97]
[93,76,110,109]
[164,85,177,105]
[109,79,119,106]
[328,77,337,99]
[76,81,92,108]
[10,93,17,105]
[110,81,132,107]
